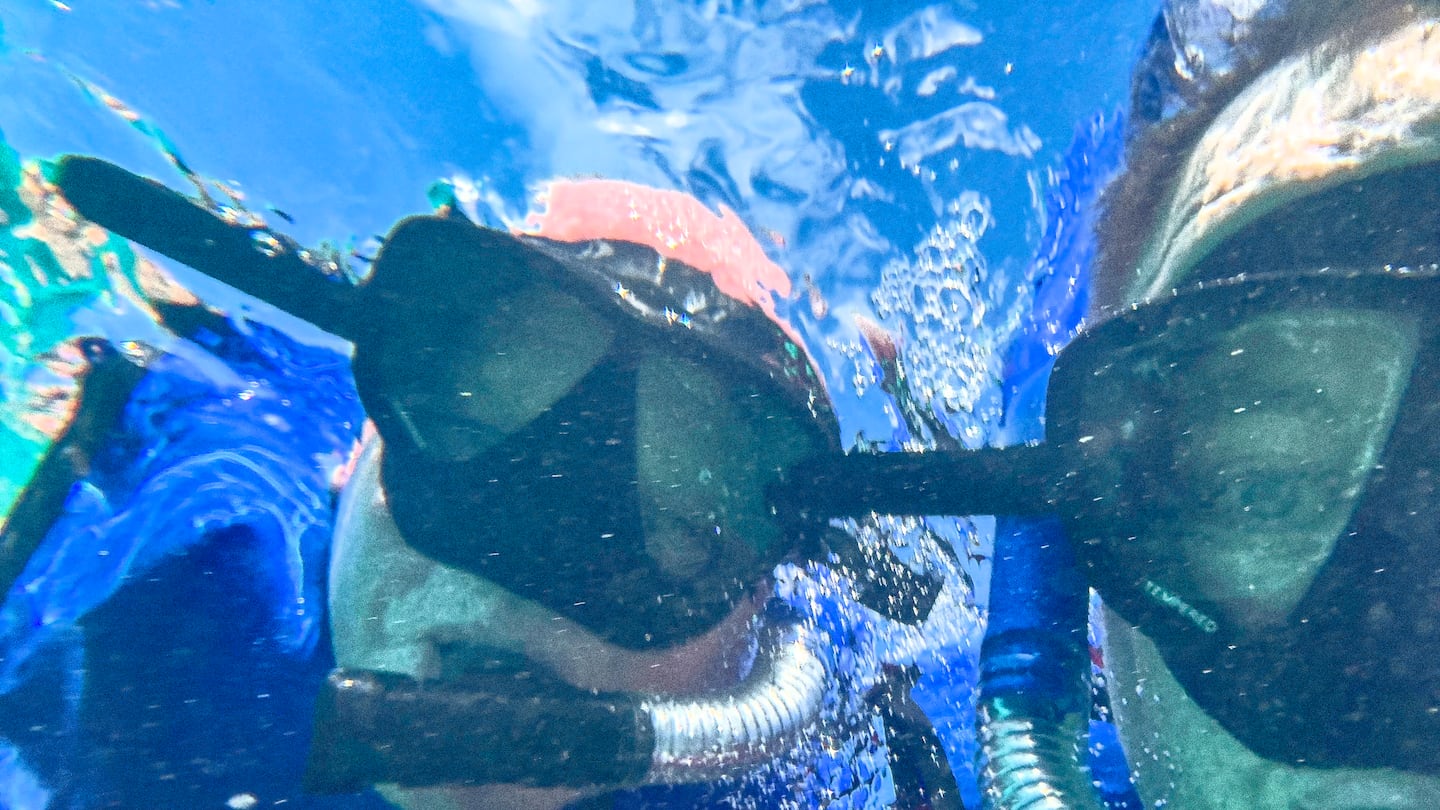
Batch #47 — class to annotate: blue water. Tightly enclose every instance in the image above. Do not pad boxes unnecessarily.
[0,2,1158,807]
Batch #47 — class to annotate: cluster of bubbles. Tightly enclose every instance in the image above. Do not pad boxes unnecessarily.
[871,191,1023,446]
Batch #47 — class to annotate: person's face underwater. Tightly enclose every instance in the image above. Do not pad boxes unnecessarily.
[1096,7,1440,808]
[369,237,826,647]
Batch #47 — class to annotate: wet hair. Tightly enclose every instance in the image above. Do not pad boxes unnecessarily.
[1092,0,1436,308]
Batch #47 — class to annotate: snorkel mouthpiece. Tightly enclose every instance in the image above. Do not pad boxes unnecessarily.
[304,667,655,792]
[304,605,831,792]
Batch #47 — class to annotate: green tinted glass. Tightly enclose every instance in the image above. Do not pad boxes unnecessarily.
[637,352,821,580]
[376,278,617,462]
[1070,306,1419,632]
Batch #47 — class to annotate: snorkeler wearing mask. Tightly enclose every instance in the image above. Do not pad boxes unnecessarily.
[49,157,950,807]
[1088,2,1440,807]
[779,1,1440,807]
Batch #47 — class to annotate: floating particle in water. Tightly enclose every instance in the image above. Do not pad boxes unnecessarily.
[225,793,257,810]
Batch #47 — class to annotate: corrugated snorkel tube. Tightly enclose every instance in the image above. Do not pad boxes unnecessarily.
[642,607,829,782]
[976,518,1103,809]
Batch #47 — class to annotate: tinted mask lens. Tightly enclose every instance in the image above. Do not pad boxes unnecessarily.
[1067,305,1418,633]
